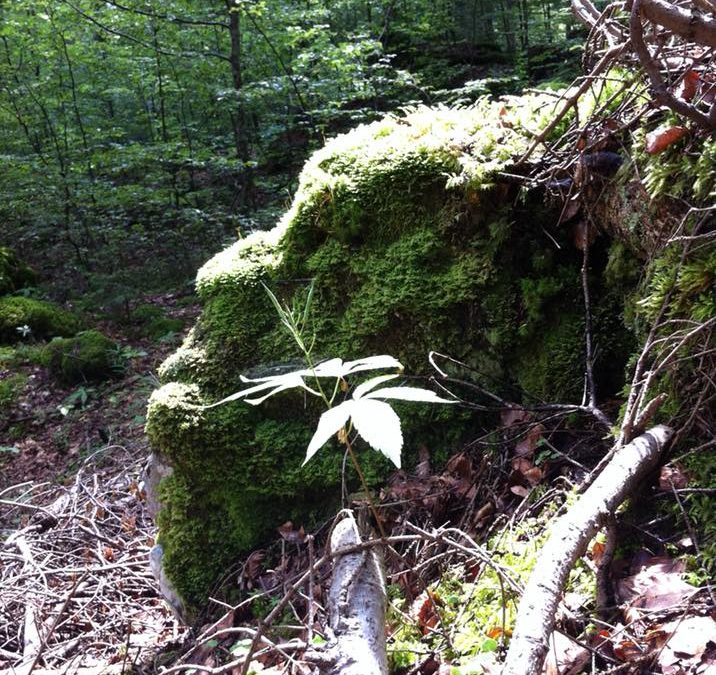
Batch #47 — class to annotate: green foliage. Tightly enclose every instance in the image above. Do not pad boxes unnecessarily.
[146,90,644,613]
[0,247,36,295]
[124,304,185,339]
[0,297,79,344]
[638,247,716,323]
[387,512,596,672]
[0,372,27,419]
[43,330,121,385]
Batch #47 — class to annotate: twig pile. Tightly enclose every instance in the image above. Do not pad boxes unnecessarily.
[0,445,177,675]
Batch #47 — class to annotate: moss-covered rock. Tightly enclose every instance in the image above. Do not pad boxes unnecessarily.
[0,246,36,295]
[43,330,120,384]
[0,296,79,344]
[146,97,639,614]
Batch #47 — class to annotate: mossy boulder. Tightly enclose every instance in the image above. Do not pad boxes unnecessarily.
[128,304,185,339]
[0,296,79,344]
[146,97,638,614]
[43,330,121,385]
[0,246,36,295]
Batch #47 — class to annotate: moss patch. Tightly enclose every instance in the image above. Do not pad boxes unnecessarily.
[0,297,79,344]
[43,330,120,384]
[0,247,36,295]
[147,94,641,613]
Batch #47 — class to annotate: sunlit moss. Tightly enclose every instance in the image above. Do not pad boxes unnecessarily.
[147,88,644,613]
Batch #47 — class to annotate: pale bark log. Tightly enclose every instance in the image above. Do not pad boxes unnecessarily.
[306,514,388,675]
[501,425,673,675]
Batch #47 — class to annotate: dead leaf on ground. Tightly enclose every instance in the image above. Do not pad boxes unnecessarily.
[500,406,530,428]
[445,452,472,479]
[277,520,306,544]
[617,555,698,614]
[659,464,689,491]
[675,69,700,102]
[515,424,545,458]
[613,639,644,662]
[645,125,689,154]
[543,632,589,675]
[656,616,716,674]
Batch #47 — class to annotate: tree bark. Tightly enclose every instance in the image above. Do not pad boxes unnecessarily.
[501,425,673,675]
[639,0,716,49]
[306,514,388,675]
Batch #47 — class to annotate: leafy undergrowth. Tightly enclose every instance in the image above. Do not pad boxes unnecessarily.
[0,291,199,491]
[1,290,714,674]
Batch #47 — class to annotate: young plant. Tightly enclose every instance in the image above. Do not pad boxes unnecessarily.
[206,283,454,525]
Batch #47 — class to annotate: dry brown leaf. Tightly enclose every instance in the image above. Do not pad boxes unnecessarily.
[411,590,443,635]
[618,556,697,612]
[501,406,529,428]
[645,126,689,154]
[515,424,545,458]
[277,521,306,544]
[446,452,472,479]
[591,540,606,565]
[657,617,716,673]
[543,632,589,675]
[511,456,533,473]
[510,485,530,497]
[675,69,700,102]
[613,639,643,662]
[523,466,544,486]
[659,464,689,491]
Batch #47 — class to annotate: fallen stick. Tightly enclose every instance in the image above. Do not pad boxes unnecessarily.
[501,425,673,675]
[305,513,388,675]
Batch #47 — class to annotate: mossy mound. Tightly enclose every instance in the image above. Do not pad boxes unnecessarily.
[0,246,36,295]
[147,98,637,614]
[128,304,185,339]
[43,330,120,385]
[0,296,79,344]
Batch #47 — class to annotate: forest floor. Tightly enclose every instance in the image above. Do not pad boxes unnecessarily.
[0,293,197,673]
[2,292,715,674]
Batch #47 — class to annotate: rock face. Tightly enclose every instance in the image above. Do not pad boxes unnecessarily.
[146,97,638,615]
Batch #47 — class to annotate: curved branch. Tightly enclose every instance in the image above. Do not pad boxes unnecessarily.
[639,0,716,48]
[501,425,673,675]
[630,0,716,128]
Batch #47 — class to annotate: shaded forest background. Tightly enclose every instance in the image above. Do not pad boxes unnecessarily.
[0,0,583,310]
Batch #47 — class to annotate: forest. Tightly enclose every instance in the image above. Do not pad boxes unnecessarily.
[0,0,714,673]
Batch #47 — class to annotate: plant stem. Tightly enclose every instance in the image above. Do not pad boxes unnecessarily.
[345,436,387,539]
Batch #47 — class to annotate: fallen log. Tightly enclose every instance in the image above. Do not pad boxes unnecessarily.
[305,513,388,675]
[502,425,673,675]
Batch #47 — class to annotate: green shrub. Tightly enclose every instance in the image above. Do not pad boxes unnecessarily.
[0,372,27,415]
[43,330,121,384]
[0,296,79,343]
[0,246,36,295]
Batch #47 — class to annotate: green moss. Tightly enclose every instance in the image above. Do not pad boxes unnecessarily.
[147,91,645,615]
[0,246,36,295]
[0,296,79,343]
[43,330,120,384]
